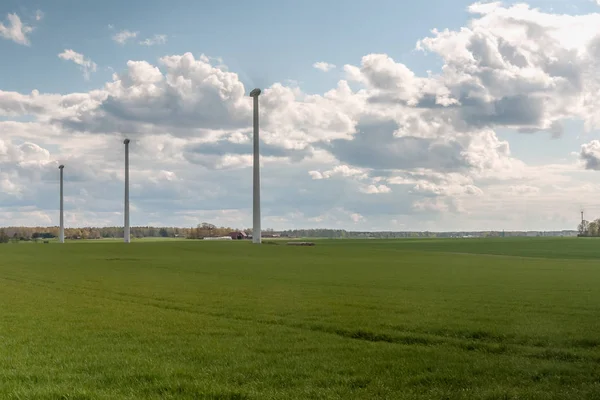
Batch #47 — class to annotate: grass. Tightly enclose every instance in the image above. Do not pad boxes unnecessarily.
[1,238,600,399]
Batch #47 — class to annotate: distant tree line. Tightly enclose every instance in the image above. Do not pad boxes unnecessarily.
[277,229,575,238]
[187,223,240,239]
[279,229,449,238]
[277,229,473,238]
[0,225,578,244]
[0,223,250,242]
[0,226,192,242]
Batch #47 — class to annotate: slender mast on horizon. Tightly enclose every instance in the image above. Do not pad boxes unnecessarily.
[59,164,64,243]
[124,139,131,243]
[250,88,262,244]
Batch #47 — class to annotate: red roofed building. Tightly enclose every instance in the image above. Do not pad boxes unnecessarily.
[229,231,247,240]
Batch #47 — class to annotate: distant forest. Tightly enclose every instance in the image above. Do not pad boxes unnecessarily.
[0,226,192,243]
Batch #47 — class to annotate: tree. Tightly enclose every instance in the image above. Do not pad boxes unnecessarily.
[197,223,216,238]
[0,229,8,244]
[583,220,600,237]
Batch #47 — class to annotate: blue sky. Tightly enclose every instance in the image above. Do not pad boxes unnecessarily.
[2,0,600,230]
[1,0,596,95]
[1,0,470,94]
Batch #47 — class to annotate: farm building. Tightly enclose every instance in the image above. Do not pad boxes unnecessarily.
[229,231,247,240]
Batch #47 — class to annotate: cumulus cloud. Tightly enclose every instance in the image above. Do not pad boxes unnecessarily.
[35,10,44,21]
[308,165,367,180]
[313,62,336,72]
[58,50,98,80]
[0,138,55,204]
[56,53,253,136]
[0,13,33,45]
[139,34,167,46]
[580,140,600,170]
[325,119,470,171]
[112,29,138,44]
[361,184,392,194]
[412,4,600,133]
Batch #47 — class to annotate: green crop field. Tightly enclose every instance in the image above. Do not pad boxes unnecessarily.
[1,238,600,399]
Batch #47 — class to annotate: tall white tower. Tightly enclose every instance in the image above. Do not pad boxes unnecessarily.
[59,164,65,243]
[124,139,131,243]
[250,88,262,244]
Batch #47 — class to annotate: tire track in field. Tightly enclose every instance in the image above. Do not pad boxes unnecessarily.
[0,273,597,364]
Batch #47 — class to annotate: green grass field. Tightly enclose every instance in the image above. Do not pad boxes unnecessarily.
[1,238,600,399]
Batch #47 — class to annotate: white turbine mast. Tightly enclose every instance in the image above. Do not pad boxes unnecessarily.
[59,164,65,243]
[250,88,262,244]
[124,139,131,243]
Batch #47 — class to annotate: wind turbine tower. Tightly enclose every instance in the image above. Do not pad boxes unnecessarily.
[250,88,262,244]
[59,164,65,243]
[124,139,131,243]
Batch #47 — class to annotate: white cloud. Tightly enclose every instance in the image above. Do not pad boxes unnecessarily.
[361,184,392,194]
[0,139,50,164]
[139,34,167,46]
[351,213,364,223]
[112,29,138,45]
[580,140,600,170]
[0,176,21,197]
[411,4,600,133]
[309,165,368,180]
[114,30,166,47]
[510,185,540,195]
[308,171,324,180]
[35,10,44,21]
[0,13,33,46]
[413,198,451,213]
[57,53,252,135]
[313,62,336,72]
[58,50,98,80]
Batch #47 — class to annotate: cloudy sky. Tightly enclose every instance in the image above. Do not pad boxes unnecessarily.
[2,0,600,231]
